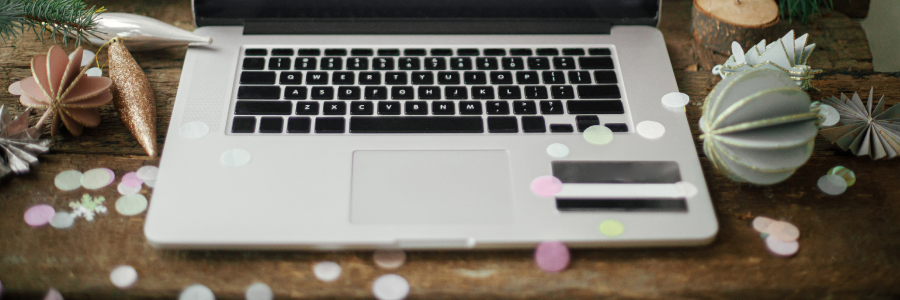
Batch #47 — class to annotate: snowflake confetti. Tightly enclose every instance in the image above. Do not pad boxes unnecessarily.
[69,194,107,221]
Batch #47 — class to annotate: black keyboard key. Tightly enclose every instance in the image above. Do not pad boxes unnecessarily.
[259,117,284,133]
[418,86,441,99]
[324,49,347,56]
[240,71,275,84]
[405,101,428,115]
[404,49,426,56]
[576,115,600,132]
[475,57,498,70]
[513,101,537,114]
[297,49,321,56]
[350,101,374,115]
[567,100,625,114]
[464,72,487,84]
[498,86,521,99]
[235,101,292,115]
[562,48,586,56]
[437,72,461,84]
[399,57,420,70]
[411,72,434,85]
[323,101,347,115]
[536,48,559,56]
[605,123,629,132]
[485,101,509,114]
[295,101,319,115]
[490,71,514,84]
[472,86,495,99]
[378,49,400,56]
[432,101,455,115]
[321,57,343,70]
[315,117,345,133]
[487,116,518,133]
[424,57,446,70]
[268,57,291,70]
[457,48,479,56]
[378,101,402,115]
[385,72,407,84]
[501,57,524,70]
[527,57,550,70]
[578,57,614,69]
[450,57,472,70]
[550,85,575,99]
[285,86,307,100]
[365,87,388,100]
[521,116,546,132]
[594,71,618,84]
[445,86,468,99]
[550,124,574,132]
[243,58,265,70]
[431,49,453,56]
[286,117,311,133]
[332,72,355,85]
[245,49,267,56]
[231,116,256,133]
[553,57,576,69]
[295,57,317,70]
[483,48,506,56]
[510,48,533,56]
[539,100,564,114]
[517,71,539,84]
[350,117,483,133]
[373,57,395,70]
[359,72,381,85]
[542,71,566,84]
[392,86,414,99]
[271,48,294,56]
[237,86,280,99]
[568,71,591,84]
[577,85,621,98]
[306,72,328,85]
[459,101,483,115]
[525,86,549,99]
[589,48,611,56]
[311,86,334,100]
[338,86,361,100]
[351,49,374,56]
[347,57,369,70]
[280,72,304,84]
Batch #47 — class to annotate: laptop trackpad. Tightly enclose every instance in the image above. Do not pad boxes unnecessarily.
[350,150,513,224]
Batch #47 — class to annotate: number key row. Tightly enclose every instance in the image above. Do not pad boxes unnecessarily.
[240,70,617,85]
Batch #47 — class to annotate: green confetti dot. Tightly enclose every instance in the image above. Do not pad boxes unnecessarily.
[599,220,625,237]
[116,194,148,216]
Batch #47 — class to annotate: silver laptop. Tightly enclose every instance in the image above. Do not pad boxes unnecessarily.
[144,0,718,249]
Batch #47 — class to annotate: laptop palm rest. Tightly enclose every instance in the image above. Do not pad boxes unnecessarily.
[350,150,513,224]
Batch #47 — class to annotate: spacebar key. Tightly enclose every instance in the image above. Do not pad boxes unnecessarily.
[350,117,484,133]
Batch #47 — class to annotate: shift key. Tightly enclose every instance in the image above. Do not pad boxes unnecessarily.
[567,100,624,114]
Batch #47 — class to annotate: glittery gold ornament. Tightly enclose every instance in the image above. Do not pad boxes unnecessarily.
[108,39,158,157]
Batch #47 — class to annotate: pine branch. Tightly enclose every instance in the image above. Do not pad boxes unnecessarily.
[779,0,835,23]
[0,0,104,45]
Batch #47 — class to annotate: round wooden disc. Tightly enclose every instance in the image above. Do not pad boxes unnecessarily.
[695,0,778,27]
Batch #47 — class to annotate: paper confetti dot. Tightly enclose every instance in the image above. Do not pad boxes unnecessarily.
[546,143,569,158]
[661,92,690,108]
[8,81,21,95]
[49,211,75,229]
[144,180,156,188]
[85,67,103,77]
[373,249,407,270]
[828,166,856,187]
[69,49,95,67]
[81,168,113,189]
[818,174,848,196]
[752,216,775,233]
[116,194,149,216]
[582,125,614,145]
[179,284,215,300]
[117,182,142,195]
[136,166,159,181]
[221,149,252,167]
[103,168,116,186]
[534,241,570,272]
[44,288,63,300]
[110,265,138,289]
[530,175,562,197]
[674,181,698,198]
[55,170,84,191]
[24,204,55,227]
[181,122,210,139]
[819,104,840,127]
[767,221,800,242]
[599,219,625,237]
[765,235,799,257]
[122,172,143,188]
[313,261,342,282]
[245,282,273,300]
[636,121,665,139]
[372,274,410,300]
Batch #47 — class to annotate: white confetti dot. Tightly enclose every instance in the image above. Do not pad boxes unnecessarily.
[110,265,138,289]
[765,234,799,257]
[545,143,569,158]
[8,81,22,95]
[245,282,273,300]
[817,174,847,196]
[636,121,665,139]
[752,216,775,233]
[661,92,690,108]
[674,181,698,198]
[144,180,156,188]
[582,125,614,145]
[118,182,142,195]
[69,50,95,67]
[221,149,252,168]
[181,122,210,139]
[55,170,83,191]
[179,284,215,300]
[81,168,112,189]
[85,67,103,77]
[373,249,406,270]
[116,194,149,216]
[313,261,342,282]
[372,274,410,300]
[44,288,63,300]
[819,104,840,127]
[136,166,159,181]
[49,211,75,229]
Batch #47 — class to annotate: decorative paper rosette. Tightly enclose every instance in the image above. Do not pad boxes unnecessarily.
[819,88,900,160]
[0,105,50,178]
[18,46,113,136]
[713,31,822,90]
[700,68,820,185]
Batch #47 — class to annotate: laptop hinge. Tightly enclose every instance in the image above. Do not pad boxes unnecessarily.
[243,19,612,35]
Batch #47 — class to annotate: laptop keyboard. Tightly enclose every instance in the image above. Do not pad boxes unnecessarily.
[230,47,629,134]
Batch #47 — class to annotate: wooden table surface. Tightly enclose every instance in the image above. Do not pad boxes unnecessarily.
[1,0,898,299]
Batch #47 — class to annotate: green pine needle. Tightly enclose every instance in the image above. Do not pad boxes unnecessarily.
[0,0,104,46]
[779,0,835,23]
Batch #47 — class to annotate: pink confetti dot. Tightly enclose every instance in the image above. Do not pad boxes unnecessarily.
[765,235,799,257]
[534,241,570,272]
[122,172,143,188]
[530,176,562,197]
[102,168,116,186]
[24,204,55,227]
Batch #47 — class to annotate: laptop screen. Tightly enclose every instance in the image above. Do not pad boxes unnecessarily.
[194,0,660,27]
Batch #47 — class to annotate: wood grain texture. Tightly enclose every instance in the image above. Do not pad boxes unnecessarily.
[692,0,779,54]
[0,0,898,299]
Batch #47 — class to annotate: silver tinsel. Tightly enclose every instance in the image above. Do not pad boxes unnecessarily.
[0,105,50,178]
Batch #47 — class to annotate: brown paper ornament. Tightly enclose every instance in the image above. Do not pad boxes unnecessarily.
[108,39,158,157]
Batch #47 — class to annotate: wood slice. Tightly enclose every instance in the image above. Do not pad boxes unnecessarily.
[692,0,779,55]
